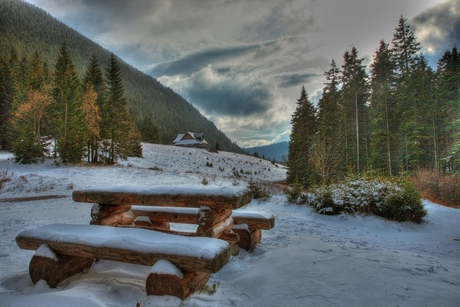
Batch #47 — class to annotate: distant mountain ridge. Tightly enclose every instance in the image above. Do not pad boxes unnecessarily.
[245,141,288,162]
[0,0,242,153]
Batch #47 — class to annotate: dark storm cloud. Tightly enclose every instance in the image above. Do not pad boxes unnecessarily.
[162,67,275,117]
[189,83,272,117]
[277,73,318,88]
[412,0,460,58]
[146,43,276,78]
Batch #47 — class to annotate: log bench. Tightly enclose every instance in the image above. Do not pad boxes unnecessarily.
[16,223,232,300]
[130,206,275,251]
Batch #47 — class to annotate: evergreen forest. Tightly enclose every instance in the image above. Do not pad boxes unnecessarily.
[288,16,460,188]
[0,0,242,164]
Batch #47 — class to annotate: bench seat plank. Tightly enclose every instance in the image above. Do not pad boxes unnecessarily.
[131,206,275,230]
[132,206,198,224]
[231,211,275,230]
[72,185,252,210]
[16,224,231,274]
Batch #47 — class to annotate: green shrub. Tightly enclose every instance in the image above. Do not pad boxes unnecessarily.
[303,176,426,223]
[284,178,302,204]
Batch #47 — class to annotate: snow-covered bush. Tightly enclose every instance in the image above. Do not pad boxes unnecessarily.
[302,176,427,223]
[248,178,271,200]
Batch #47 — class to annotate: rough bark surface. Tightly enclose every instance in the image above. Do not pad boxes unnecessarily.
[145,271,210,300]
[29,253,93,287]
[232,229,261,251]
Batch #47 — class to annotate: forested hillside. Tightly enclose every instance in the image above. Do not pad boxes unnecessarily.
[0,0,242,153]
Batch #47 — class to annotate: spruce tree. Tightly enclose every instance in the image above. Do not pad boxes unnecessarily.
[340,47,370,173]
[391,16,422,172]
[101,53,131,164]
[397,55,435,171]
[392,15,421,78]
[313,60,343,184]
[287,86,317,188]
[369,40,398,175]
[436,47,460,171]
[84,54,105,104]
[50,43,85,163]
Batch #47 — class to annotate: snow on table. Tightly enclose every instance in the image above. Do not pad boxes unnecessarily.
[76,185,249,197]
[72,185,253,209]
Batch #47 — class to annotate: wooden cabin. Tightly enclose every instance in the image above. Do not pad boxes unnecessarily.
[173,132,208,148]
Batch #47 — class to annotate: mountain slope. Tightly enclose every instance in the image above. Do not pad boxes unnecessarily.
[0,0,242,153]
[245,141,288,162]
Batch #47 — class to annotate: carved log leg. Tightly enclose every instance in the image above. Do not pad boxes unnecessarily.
[196,206,233,238]
[90,204,135,226]
[219,231,240,256]
[196,207,239,255]
[149,221,171,229]
[29,249,93,287]
[232,228,261,251]
[134,216,153,227]
[134,216,170,230]
[146,270,210,300]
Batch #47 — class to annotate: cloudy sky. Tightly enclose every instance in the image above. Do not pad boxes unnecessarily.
[25,0,460,147]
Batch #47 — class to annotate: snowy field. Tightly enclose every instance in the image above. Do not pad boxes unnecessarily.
[0,144,459,307]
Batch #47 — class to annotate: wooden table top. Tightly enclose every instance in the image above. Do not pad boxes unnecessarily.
[72,185,253,210]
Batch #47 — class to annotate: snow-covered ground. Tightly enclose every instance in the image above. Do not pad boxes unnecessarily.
[0,144,459,307]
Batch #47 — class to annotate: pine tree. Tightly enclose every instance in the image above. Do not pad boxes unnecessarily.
[341,47,370,173]
[101,53,131,164]
[50,43,85,163]
[312,60,343,184]
[369,40,398,175]
[287,86,317,188]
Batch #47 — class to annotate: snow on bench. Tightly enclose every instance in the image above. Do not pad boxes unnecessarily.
[16,223,232,300]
